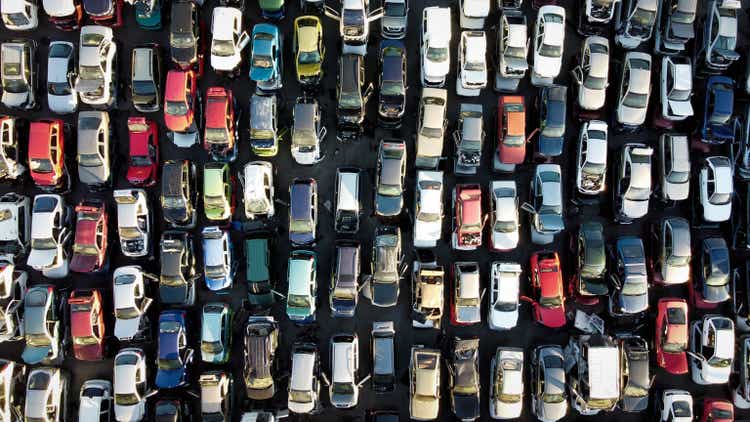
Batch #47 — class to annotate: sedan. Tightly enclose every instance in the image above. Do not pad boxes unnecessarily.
[608,237,649,317]
[571,36,609,112]
[655,298,689,374]
[378,40,407,125]
[22,285,60,365]
[531,6,565,85]
[114,348,148,422]
[155,310,192,389]
[25,367,66,422]
[527,251,566,328]
[449,338,480,421]
[202,226,233,292]
[699,156,733,223]
[249,24,282,91]
[490,180,519,251]
[113,265,152,341]
[616,52,652,129]
[126,117,159,187]
[46,41,78,114]
[375,140,406,217]
[77,111,112,188]
[490,348,524,419]
[531,345,567,422]
[575,120,607,195]
[488,262,522,330]
[370,226,401,307]
[452,262,481,326]
[659,56,693,122]
[0,40,36,110]
[413,170,443,248]
[201,302,232,364]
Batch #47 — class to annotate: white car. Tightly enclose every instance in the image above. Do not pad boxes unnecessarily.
[77,25,117,107]
[458,0,488,29]
[0,262,26,342]
[114,348,148,422]
[413,171,443,248]
[0,359,24,421]
[659,56,693,121]
[571,36,609,111]
[79,379,112,422]
[420,7,451,87]
[456,31,487,96]
[113,189,151,258]
[690,315,734,385]
[210,6,249,73]
[531,6,565,86]
[659,134,690,201]
[490,180,519,251]
[329,333,359,409]
[453,262,481,325]
[0,192,30,262]
[490,347,524,419]
[242,161,275,220]
[47,41,78,114]
[113,266,152,341]
[495,11,528,91]
[616,52,652,128]
[1,40,36,110]
[25,367,67,422]
[41,0,78,27]
[615,144,653,223]
[488,262,521,330]
[658,390,693,422]
[576,120,608,195]
[615,0,658,49]
[699,156,733,223]
[1,0,38,30]
[27,194,70,279]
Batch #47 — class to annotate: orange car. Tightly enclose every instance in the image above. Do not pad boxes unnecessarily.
[496,96,525,168]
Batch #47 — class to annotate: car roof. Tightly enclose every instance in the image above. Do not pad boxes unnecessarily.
[458,186,482,224]
[332,339,355,382]
[245,238,269,281]
[461,114,483,141]
[250,95,274,130]
[414,349,439,394]
[171,1,194,33]
[587,345,620,399]
[291,350,315,391]
[212,7,239,39]
[291,182,313,219]
[132,47,154,79]
[297,22,319,52]
[288,257,313,295]
[382,50,404,82]
[458,266,480,299]
[294,102,316,130]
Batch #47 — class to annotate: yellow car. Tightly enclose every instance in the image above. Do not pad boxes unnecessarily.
[293,16,324,86]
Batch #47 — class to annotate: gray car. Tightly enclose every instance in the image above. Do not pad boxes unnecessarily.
[653,217,691,285]
[609,236,649,317]
[1,40,36,110]
[655,0,697,54]
[375,140,406,217]
[531,345,567,422]
[77,111,112,188]
[369,226,401,307]
[46,41,78,114]
[453,103,484,175]
[616,52,652,129]
[658,133,690,201]
[571,36,608,111]
[131,46,161,113]
[381,0,407,39]
[523,164,564,245]
[22,285,61,365]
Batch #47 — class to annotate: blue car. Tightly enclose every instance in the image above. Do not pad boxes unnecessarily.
[250,24,283,91]
[133,0,162,30]
[700,76,735,145]
[202,226,234,291]
[156,310,192,389]
[537,85,567,158]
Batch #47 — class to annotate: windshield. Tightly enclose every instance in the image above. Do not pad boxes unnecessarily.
[79,65,103,81]
[205,265,226,279]
[26,332,51,347]
[166,100,188,116]
[31,237,57,250]
[73,243,99,256]
[381,81,404,97]
[115,393,140,406]
[708,355,732,367]
[622,279,647,295]
[667,170,689,184]
[290,218,313,233]
[79,153,103,168]
[663,339,686,353]
[539,42,562,58]
[339,90,362,110]
[426,47,448,63]
[115,306,140,320]
[158,357,182,371]
[119,227,143,240]
[493,220,516,233]
[584,75,607,90]
[504,45,525,59]
[494,300,516,312]
[212,40,235,57]
[342,9,364,36]
[290,389,312,403]
[30,158,53,173]
[252,55,273,69]
[710,192,731,205]
[298,50,321,65]
[201,340,223,354]
[132,80,155,96]
[539,295,561,308]
[74,335,100,346]
[131,154,152,167]
[287,293,311,308]
[623,92,648,108]
[632,7,655,26]
[384,1,405,16]
[205,128,228,144]
[332,382,355,395]
[544,393,565,404]
[171,34,194,49]
[671,10,694,24]
[48,81,71,96]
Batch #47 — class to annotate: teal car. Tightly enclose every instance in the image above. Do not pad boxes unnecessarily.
[134,0,162,30]
[201,302,232,363]
[259,0,284,19]
[286,250,317,324]
[246,236,275,306]
[250,24,283,91]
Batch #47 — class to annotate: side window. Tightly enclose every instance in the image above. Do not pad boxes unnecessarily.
[664,142,672,175]
[664,225,672,258]
[711,15,719,42]
[666,68,674,94]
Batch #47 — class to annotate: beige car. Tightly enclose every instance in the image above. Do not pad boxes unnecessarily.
[410,346,441,420]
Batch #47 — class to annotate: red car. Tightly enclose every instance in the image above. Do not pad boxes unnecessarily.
[526,251,566,328]
[700,399,734,422]
[126,117,159,186]
[496,96,526,168]
[164,70,198,133]
[69,289,105,360]
[28,119,66,190]
[452,184,483,250]
[655,298,689,374]
[70,199,108,274]
[204,87,237,161]
[84,0,123,27]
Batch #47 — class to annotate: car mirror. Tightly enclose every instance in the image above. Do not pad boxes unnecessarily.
[237,32,250,51]
[185,348,194,363]
[368,8,384,21]
[519,295,535,305]
[363,84,374,102]
[609,274,621,289]
[685,351,702,361]
[323,5,341,20]
[520,202,536,215]
[571,67,583,84]
[144,389,159,399]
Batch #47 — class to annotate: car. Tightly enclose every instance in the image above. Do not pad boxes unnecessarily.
[695,0,740,73]
[242,161,274,220]
[571,36,608,112]
[22,285,61,365]
[608,237,649,317]
[495,11,528,91]
[420,7,451,87]
[291,98,326,165]
[415,88,448,169]
[575,120,607,195]
[413,171,443,248]
[735,336,750,408]
[289,178,317,246]
[114,348,148,422]
[324,0,383,54]
[204,87,238,161]
[614,144,653,223]
[578,0,617,34]
[210,6,248,74]
[202,227,233,291]
[369,226,401,307]
[451,262,481,326]
[658,133,690,201]
[336,54,372,137]
[700,399,734,422]
[0,117,26,182]
[655,298,689,374]
[288,342,320,414]
[619,336,650,412]
[0,192,30,262]
[244,316,279,400]
[658,56,693,123]
[652,217,691,285]
[1,0,38,30]
[615,0,657,48]
[41,0,81,30]
[524,164,564,245]
[113,265,152,341]
[699,156,733,223]
[155,310,192,389]
[495,95,526,170]
[527,251,566,328]
[536,85,567,158]
[0,262,26,341]
[133,0,162,30]
[691,237,731,309]
[169,0,201,70]
[329,334,360,409]
[83,0,121,25]
[572,222,607,304]
[130,45,161,113]
[68,289,104,361]
[76,25,117,107]
[566,334,620,415]
[490,348,524,419]
[658,389,693,422]
[27,194,71,278]
[258,0,284,19]
[334,168,360,234]
[249,93,279,156]
[245,235,274,306]
[28,119,67,191]
[164,69,199,136]
[250,24,282,91]
[79,379,113,422]
[76,111,112,188]
[113,189,151,258]
[25,367,67,422]
[690,315,735,385]
[489,180,519,251]
[293,15,324,86]
[126,117,159,187]
[0,40,36,110]
[454,103,484,174]
[70,199,108,274]
[286,250,317,323]
[655,0,697,54]
[371,321,396,392]
[381,0,407,38]
[330,242,360,318]
[159,231,196,306]
[46,41,77,114]
[412,259,444,328]
[203,162,234,223]
[409,346,441,421]
[161,160,197,228]
[200,302,231,364]
[531,345,567,422]
[452,184,483,250]
[459,0,488,28]
[531,6,565,86]
[375,139,406,217]
[378,40,407,125]
[732,263,750,331]
[488,262,522,330]
[152,398,190,421]
[448,338,480,421]
[699,76,735,145]
[456,31,487,96]
[199,371,232,421]
[616,52,652,129]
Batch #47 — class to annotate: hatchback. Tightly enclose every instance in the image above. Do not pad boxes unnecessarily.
[200,302,231,363]
[289,178,317,246]
[244,316,278,400]
[286,250,317,323]
[130,45,161,113]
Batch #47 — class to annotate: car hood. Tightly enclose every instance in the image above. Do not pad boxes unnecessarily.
[537,304,566,328]
[423,57,449,78]
[493,399,522,419]
[534,55,561,78]
[43,0,76,16]
[492,230,519,251]
[156,367,185,389]
[457,305,481,324]
[171,46,197,67]
[412,395,439,420]
[667,99,693,118]
[453,394,480,420]
[663,264,690,284]
[70,253,99,273]
[22,344,52,364]
[47,94,77,113]
[127,165,154,185]
[580,86,606,110]
[115,316,141,340]
[622,198,649,219]
[621,394,649,412]
[211,53,241,71]
[618,104,647,125]
[115,402,144,422]
[382,15,407,28]
[660,350,688,374]
[27,248,58,269]
[414,219,441,246]
[490,309,518,329]
[1,91,29,107]
[669,21,694,40]
[78,164,108,186]
[700,364,731,384]
[538,134,564,157]
[616,292,649,314]
[250,66,275,83]
[164,112,190,132]
[704,202,731,223]
[375,194,402,217]
[372,281,398,306]
[703,283,731,303]
[205,274,231,291]
[664,180,689,201]
[540,401,567,421]
[297,62,321,78]
[289,230,315,246]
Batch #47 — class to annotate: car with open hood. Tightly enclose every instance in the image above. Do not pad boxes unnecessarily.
[575,120,607,195]
[531,345,567,422]
[155,310,192,389]
[695,0,740,73]
[204,87,238,162]
[126,117,159,187]
[488,262,521,330]
[113,265,152,341]
[453,104,484,174]
[699,76,735,145]
[202,226,233,291]
[291,97,326,165]
[113,189,151,258]
[571,36,609,112]
[22,285,60,365]
[531,6,565,85]
[114,348,148,422]
[608,237,649,317]
[25,367,67,422]
[169,0,200,70]
[68,289,104,361]
[452,184,483,250]
[28,119,67,191]
[690,315,734,385]
[70,199,107,274]
[46,41,77,114]
[615,0,657,49]
[76,25,116,107]
[616,52,652,129]
[293,15,324,86]
[244,316,278,400]
[409,346,441,421]
[614,144,652,223]
[76,111,111,188]
[130,45,161,113]
[200,302,231,364]
[524,164,564,245]
[158,231,196,306]
[659,56,693,123]
[655,0,697,54]
[656,298,689,374]
[566,334,620,415]
[578,0,617,34]
[412,259,444,329]
[370,226,401,307]
[0,193,30,262]
[0,39,36,110]
[28,194,71,279]
[0,117,26,182]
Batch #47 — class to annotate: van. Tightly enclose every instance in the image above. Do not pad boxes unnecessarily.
[330,242,360,318]
[335,168,360,233]
[567,334,620,415]
[329,333,359,408]
[288,342,320,414]
[245,235,274,306]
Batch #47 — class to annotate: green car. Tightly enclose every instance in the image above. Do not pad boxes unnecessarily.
[259,0,284,19]
[245,236,275,306]
[134,0,162,30]
[203,162,233,222]
[286,250,317,324]
[200,302,232,363]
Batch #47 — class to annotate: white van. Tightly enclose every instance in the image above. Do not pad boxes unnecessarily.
[335,168,360,233]
[288,343,320,414]
[329,333,359,408]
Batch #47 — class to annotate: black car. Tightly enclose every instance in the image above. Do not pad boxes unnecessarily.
[574,221,607,303]
[619,336,650,413]
[169,0,201,70]
[368,410,399,422]
[160,160,197,229]
[374,139,406,217]
[153,398,191,422]
[159,231,197,306]
[378,40,407,126]
[693,237,731,308]
[131,45,162,113]
[537,85,567,158]
[337,54,373,138]
[449,337,480,421]
[243,316,278,400]
[371,321,395,393]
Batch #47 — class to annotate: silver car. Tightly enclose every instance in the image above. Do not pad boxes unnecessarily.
[659,56,693,121]
[655,0,697,54]
[77,111,111,188]
[571,36,609,111]
[495,11,528,91]
[615,0,658,49]
[0,40,36,110]
[654,217,691,285]
[658,133,690,201]
[46,41,77,114]
[531,345,567,422]
[615,143,653,223]
[575,120,608,195]
[616,52,652,129]
[381,0,407,39]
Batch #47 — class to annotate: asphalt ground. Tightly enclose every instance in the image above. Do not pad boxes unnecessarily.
[3,0,750,421]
